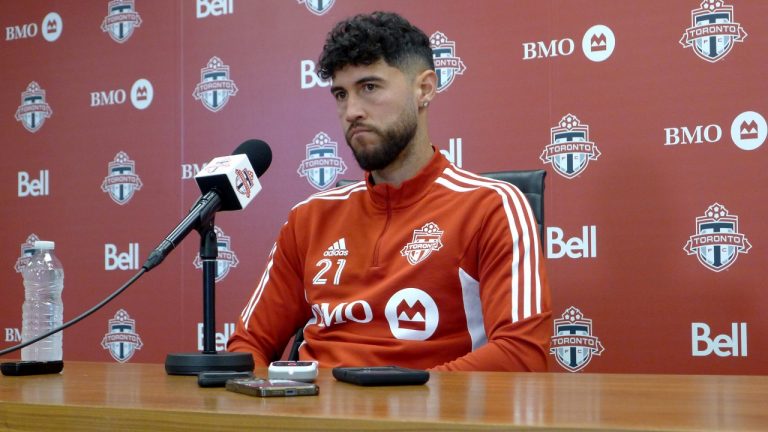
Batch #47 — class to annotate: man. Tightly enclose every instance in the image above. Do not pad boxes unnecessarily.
[228,11,551,371]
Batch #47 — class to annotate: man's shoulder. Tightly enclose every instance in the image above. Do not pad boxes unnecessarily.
[436,165,524,199]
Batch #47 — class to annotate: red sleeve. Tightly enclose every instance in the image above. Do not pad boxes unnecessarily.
[227,211,311,366]
[433,186,552,372]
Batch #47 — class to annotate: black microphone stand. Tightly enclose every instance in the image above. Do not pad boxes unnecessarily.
[164,213,254,375]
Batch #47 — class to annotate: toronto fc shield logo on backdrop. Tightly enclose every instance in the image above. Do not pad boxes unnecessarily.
[15,82,53,133]
[14,233,40,273]
[101,309,143,363]
[101,151,143,205]
[101,0,143,43]
[193,56,239,112]
[680,0,747,63]
[297,0,335,16]
[297,132,348,190]
[193,226,239,282]
[430,32,467,93]
[541,114,601,179]
[684,203,751,272]
[401,222,444,265]
[550,307,604,372]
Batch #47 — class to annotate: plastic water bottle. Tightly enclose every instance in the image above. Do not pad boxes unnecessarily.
[21,240,64,361]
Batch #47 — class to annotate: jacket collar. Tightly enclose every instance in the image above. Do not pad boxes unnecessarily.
[364,147,449,209]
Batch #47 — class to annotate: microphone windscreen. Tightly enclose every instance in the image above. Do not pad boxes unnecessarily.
[233,139,272,178]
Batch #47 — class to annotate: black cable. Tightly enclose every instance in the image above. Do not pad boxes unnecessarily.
[0,268,147,357]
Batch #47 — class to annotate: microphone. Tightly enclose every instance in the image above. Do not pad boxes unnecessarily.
[143,139,272,271]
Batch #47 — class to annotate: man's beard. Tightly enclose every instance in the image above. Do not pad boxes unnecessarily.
[345,106,417,172]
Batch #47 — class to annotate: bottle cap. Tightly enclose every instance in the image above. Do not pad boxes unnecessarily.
[33,240,55,250]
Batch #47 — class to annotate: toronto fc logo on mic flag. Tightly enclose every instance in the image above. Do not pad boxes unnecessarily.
[297,0,335,16]
[101,0,142,43]
[551,306,604,372]
[193,225,239,282]
[680,0,747,63]
[235,167,256,198]
[430,31,466,93]
[15,81,53,133]
[541,114,601,179]
[101,309,143,363]
[193,56,238,112]
[101,151,143,205]
[297,132,347,191]
[684,203,751,272]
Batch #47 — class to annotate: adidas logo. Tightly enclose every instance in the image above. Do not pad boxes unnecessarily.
[323,238,349,257]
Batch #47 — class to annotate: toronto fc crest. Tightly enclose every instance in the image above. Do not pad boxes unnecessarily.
[297,132,348,190]
[430,32,466,93]
[680,0,747,63]
[541,114,601,179]
[101,0,143,43]
[15,82,53,133]
[14,233,40,273]
[101,309,143,363]
[550,306,604,372]
[193,225,239,282]
[401,222,444,265]
[684,203,751,272]
[193,56,239,112]
[297,0,335,16]
[101,151,143,205]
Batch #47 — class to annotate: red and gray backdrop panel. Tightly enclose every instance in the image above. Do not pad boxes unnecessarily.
[1,0,765,374]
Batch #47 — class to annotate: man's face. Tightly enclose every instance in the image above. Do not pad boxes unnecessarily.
[330,60,419,172]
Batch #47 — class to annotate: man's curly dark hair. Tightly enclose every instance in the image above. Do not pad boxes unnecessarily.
[318,11,434,81]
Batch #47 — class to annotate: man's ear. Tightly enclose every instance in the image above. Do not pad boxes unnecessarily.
[414,69,437,107]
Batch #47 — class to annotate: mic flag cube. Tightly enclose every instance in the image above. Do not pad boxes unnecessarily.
[194,154,262,211]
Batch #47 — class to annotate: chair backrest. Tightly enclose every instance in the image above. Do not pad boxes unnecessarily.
[335,169,546,239]
[479,170,546,241]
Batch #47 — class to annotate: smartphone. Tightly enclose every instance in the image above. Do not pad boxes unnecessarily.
[268,360,318,382]
[332,366,429,386]
[1,360,64,376]
[226,377,319,397]
[197,370,253,387]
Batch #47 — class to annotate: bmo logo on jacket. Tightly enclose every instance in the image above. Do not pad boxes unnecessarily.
[308,288,439,341]
[385,288,439,341]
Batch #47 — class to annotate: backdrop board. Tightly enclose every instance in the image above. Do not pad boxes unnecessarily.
[1,0,765,374]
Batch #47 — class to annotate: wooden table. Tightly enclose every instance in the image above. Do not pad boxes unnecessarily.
[0,361,766,431]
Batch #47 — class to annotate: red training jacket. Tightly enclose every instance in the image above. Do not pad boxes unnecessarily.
[228,150,552,371]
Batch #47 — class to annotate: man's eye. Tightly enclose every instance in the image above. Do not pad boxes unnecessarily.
[333,91,346,101]
[363,83,376,92]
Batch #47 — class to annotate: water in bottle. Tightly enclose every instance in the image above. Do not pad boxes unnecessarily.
[21,240,64,361]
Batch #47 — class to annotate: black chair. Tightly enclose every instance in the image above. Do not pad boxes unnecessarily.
[478,170,546,241]
[287,169,546,361]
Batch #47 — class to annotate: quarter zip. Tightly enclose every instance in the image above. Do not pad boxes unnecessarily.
[371,187,392,268]
[364,148,448,268]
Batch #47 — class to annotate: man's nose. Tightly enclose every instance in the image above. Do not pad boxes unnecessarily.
[343,94,365,123]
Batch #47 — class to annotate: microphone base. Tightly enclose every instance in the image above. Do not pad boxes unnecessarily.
[164,352,254,375]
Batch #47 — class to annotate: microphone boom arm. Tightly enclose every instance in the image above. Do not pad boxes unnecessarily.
[143,191,222,271]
